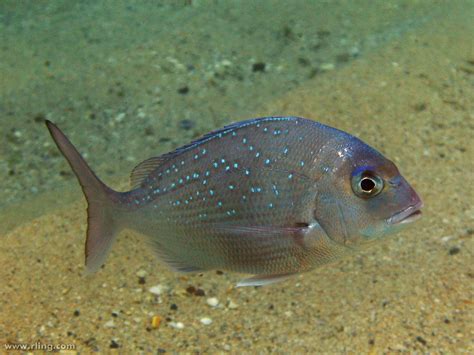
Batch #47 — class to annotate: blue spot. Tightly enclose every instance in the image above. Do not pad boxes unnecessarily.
[221,158,226,164]
[185,200,189,204]
[171,183,176,188]
[202,148,207,155]
[205,170,210,177]
[273,129,281,135]
[233,163,239,168]
[193,173,199,178]
[263,127,268,132]
[203,179,207,185]
[209,189,215,196]
[242,138,247,144]
[165,169,170,174]
[194,154,199,160]
[249,145,254,151]
[245,169,250,176]
[272,184,279,196]
[242,195,247,201]
[256,187,262,192]
[283,147,289,154]
[213,162,219,168]
[225,165,230,171]
[288,173,293,179]
[268,203,274,208]
[178,178,184,184]
[180,161,185,165]
[232,131,237,137]
[186,175,190,181]
[228,184,235,190]
[255,152,261,158]
[265,158,271,165]
[217,201,223,207]
[154,188,160,194]
[300,161,305,167]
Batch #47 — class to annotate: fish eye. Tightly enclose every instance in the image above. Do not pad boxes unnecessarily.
[351,169,384,198]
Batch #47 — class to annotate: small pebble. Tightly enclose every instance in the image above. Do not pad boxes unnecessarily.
[227,300,238,309]
[252,62,266,72]
[115,112,126,122]
[440,235,453,243]
[207,297,219,307]
[104,320,115,328]
[177,86,189,95]
[416,336,427,346]
[149,285,165,295]
[200,317,213,325]
[169,321,184,329]
[151,315,161,329]
[136,269,147,278]
[178,119,195,130]
[449,246,461,255]
[194,288,205,296]
[110,340,120,349]
[320,63,335,71]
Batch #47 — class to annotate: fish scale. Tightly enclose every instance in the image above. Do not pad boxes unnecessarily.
[135,118,318,224]
[46,116,422,286]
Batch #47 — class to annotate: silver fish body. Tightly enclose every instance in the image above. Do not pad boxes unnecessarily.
[46,117,422,286]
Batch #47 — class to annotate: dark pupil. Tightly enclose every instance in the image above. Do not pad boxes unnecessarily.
[360,177,375,192]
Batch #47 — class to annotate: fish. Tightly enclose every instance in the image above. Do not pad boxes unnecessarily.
[45,116,423,286]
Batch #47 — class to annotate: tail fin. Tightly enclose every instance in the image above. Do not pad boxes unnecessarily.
[46,120,123,273]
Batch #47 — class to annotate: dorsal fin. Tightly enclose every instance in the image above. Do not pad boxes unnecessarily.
[130,156,169,188]
[130,116,300,188]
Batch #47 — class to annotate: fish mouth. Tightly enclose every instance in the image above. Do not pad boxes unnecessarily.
[388,201,423,225]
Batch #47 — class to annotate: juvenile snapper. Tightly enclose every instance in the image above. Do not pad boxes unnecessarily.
[46,117,422,286]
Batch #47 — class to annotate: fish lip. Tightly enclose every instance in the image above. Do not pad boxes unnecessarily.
[388,201,424,225]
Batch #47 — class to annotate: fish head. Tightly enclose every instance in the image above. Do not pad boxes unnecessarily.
[313,137,423,247]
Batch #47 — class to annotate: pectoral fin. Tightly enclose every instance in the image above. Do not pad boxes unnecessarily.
[236,273,297,287]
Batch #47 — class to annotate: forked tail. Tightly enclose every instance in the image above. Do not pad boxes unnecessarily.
[46,120,125,273]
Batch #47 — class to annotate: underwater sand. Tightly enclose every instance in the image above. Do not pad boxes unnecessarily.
[1,1,473,353]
